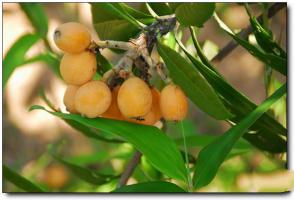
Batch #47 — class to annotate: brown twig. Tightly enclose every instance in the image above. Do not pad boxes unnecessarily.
[117,151,142,188]
[211,3,286,62]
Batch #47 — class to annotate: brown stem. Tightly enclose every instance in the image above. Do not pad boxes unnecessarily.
[117,151,142,188]
[211,3,286,62]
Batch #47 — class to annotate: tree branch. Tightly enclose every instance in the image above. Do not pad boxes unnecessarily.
[211,3,286,62]
[117,151,142,188]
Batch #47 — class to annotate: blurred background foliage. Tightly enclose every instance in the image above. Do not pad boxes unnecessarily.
[2,2,288,192]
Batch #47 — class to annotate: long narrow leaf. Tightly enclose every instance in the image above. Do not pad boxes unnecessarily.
[19,3,48,37]
[3,165,45,192]
[193,83,286,189]
[29,106,187,182]
[157,42,233,120]
[214,13,286,75]
[3,34,40,88]
[176,35,287,153]
[49,151,116,185]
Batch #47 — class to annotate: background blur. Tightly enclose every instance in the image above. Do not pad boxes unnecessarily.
[2,3,288,192]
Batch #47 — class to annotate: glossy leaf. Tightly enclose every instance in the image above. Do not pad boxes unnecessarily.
[147,3,173,16]
[175,3,215,27]
[3,165,45,192]
[49,151,116,185]
[168,3,182,12]
[91,3,153,41]
[193,83,286,189]
[29,105,187,182]
[113,181,186,192]
[247,9,286,58]
[214,14,286,75]
[19,3,48,37]
[157,42,233,120]
[3,34,40,88]
[176,35,287,153]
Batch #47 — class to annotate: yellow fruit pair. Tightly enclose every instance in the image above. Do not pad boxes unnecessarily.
[54,22,97,86]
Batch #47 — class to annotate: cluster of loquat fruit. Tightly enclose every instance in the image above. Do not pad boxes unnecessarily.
[53,22,188,126]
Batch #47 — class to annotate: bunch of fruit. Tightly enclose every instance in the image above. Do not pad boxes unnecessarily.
[53,22,188,126]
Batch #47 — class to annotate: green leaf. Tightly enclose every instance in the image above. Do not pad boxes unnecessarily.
[19,3,48,37]
[3,34,40,88]
[91,3,153,41]
[168,3,182,12]
[193,83,286,189]
[175,3,215,27]
[29,105,187,182]
[3,165,45,192]
[112,181,186,192]
[22,52,61,78]
[176,34,287,153]
[157,42,233,120]
[147,3,173,16]
[214,14,286,76]
[246,8,286,58]
[49,151,115,185]
[119,3,152,19]
[96,52,113,75]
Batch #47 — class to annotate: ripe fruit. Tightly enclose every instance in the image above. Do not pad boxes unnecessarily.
[60,51,97,85]
[75,81,111,118]
[128,87,161,125]
[101,86,124,120]
[63,85,79,113]
[43,164,69,189]
[118,77,152,118]
[160,84,188,121]
[54,22,91,54]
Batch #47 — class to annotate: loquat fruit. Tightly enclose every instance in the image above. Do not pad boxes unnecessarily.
[54,22,91,54]
[160,84,188,121]
[75,81,111,118]
[128,87,161,125]
[117,77,152,118]
[60,51,97,85]
[63,85,79,113]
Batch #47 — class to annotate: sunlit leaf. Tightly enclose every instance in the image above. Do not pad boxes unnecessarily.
[193,83,286,189]
[176,34,287,153]
[157,42,233,120]
[3,34,40,88]
[30,105,187,182]
[19,3,48,37]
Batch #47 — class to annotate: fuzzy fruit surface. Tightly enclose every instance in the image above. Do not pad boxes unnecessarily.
[128,87,161,125]
[63,85,79,113]
[160,84,188,121]
[75,81,111,118]
[102,86,124,120]
[43,164,69,189]
[60,51,97,85]
[54,22,91,54]
[118,77,152,118]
